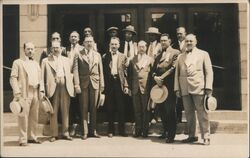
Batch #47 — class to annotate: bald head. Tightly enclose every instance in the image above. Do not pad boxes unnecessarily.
[138,40,147,54]
[185,34,197,51]
[69,31,80,45]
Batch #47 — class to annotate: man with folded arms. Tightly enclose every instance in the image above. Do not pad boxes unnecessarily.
[10,42,42,146]
[40,41,76,142]
[174,34,213,145]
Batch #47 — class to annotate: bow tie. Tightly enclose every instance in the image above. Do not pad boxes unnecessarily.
[112,52,117,55]
[28,57,33,60]
[186,50,192,54]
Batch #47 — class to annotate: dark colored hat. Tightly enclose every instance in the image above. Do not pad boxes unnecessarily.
[122,25,136,35]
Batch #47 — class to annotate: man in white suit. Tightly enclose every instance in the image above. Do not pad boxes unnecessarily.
[10,42,42,146]
[174,34,213,145]
[40,41,76,142]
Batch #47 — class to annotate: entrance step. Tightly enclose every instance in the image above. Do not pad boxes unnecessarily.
[3,111,247,136]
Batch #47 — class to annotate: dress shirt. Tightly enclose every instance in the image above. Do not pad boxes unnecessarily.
[24,56,39,87]
[111,51,118,75]
[178,40,185,51]
[53,54,65,77]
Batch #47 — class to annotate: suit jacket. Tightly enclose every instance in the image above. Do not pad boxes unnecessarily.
[174,47,214,96]
[64,44,84,72]
[102,51,128,93]
[73,49,104,90]
[150,46,180,94]
[40,46,67,65]
[10,57,42,98]
[40,55,75,98]
[128,54,153,95]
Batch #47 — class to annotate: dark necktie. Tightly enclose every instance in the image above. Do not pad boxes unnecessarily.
[127,42,131,57]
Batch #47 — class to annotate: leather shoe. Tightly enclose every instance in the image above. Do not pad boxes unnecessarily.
[81,135,88,140]
[49,137,57,142]
[166,138,174,143]
[62,136,73,141]
[203,139,210,145]
[108,133,113,138]
[158,134,167,139]
[142,133,148,138]
[88,134,101,138]
[19,143,28,146]
[133,133,141,138]
[28,139,42,144]
[182,136,198,143]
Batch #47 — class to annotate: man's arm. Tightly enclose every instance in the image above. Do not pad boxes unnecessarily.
[9,60,21,97]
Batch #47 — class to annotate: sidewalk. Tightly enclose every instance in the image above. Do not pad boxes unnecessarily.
[1,133,249,157]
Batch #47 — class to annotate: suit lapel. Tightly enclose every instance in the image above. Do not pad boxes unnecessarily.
[47,55,57,72]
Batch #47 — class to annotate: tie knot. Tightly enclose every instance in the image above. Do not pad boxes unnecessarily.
[186,49,192,53]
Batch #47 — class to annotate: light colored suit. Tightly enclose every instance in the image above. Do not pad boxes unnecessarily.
[40,55,75,137]
[73,49,104,135]
[174,47,214,139]
[10,57,41,144]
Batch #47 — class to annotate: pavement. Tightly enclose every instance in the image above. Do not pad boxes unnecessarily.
[1,133,249,157]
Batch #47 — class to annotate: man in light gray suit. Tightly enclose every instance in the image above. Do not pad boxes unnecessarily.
[10,42,42,146]
[73,36,104,140]
[40,41,76,142]
[174,34,213,145]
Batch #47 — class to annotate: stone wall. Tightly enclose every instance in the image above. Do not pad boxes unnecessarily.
[238,3,248,111]
[19,4,47,61]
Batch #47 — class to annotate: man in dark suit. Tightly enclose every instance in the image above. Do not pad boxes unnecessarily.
[102,37,129,138]
[64,31,84,137]
[150,34,180,143]
[172,27,187,123]
[73,36,104,140]
[174,34,213,145]
[40,41,76,142]
[39,32,66,65]
[127,40,153,138]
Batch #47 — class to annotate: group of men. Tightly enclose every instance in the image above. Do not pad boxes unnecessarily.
[10,25,213,146]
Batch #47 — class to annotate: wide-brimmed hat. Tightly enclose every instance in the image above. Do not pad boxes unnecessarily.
[150,85,168,103]
[145,27,161,35]
[122,25,136,35]
[40,96,53,114]
[10,98,29,117]
[106,27,119,32]
[204,95,217,112]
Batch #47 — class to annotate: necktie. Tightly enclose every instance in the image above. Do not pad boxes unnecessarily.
[127,43,131,57]
[29,57,33,60]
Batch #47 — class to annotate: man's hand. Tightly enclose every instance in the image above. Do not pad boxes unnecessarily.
[205,89,212,97]
[75,85,81,94]
[100,87,105,93]
[176,91,181,98]
[154,76,163,87]
[14,93,21,101]
[124,87,129,94]
[39,92,45,100]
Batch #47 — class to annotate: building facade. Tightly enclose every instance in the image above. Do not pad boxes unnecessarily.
[2,3,248,114]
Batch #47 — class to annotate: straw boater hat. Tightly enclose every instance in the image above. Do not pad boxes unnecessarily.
[40,96,54,114]
[204,95,217,112]
[145,27,161,35]
[122,25,137,35]
[150,85,168,103]
[9,98,29,117]
[106,26,119,32]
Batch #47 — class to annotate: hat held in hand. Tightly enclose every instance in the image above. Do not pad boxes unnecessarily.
[10,98,29,117]
[204,95,217,112]
[150,85,168,103]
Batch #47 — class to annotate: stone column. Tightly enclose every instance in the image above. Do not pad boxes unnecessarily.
[238,3,248,111]
[19,4,47,61]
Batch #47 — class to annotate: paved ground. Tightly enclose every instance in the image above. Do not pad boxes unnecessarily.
[1,133,249,157]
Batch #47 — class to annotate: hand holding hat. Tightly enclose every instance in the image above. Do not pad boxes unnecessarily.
[150,85,168,103]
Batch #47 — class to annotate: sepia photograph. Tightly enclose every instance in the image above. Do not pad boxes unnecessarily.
[0,0,249,157]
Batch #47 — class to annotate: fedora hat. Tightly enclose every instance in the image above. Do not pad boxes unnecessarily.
[10,98,28,117]
[40,96,53,114]
[97,93,105,108]
[106,26,119,32]
[150,85,168,103]
[122,25,136,35]
[204,95,217,112]
[145,27,161,35]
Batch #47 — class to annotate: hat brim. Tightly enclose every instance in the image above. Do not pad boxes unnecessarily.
[204,96,217,112]
[42,96,54,114]
[122,29,137,35]
[106,27,119,32]
[150,85,168,103]
[145,31,161,35]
